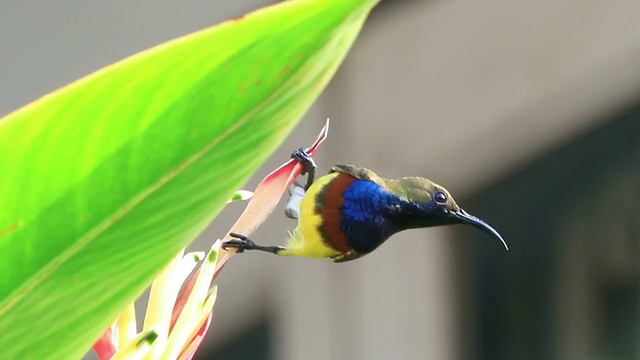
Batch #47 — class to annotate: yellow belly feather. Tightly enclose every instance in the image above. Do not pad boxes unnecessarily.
[280,173,341,258]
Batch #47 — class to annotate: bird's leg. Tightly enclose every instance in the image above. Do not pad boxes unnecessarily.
[291,148,316,191]
[223,233,286,255]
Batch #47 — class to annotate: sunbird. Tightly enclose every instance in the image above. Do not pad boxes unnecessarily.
[223,149,508,262]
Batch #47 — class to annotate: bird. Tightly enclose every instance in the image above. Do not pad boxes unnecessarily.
[222,149,508,262]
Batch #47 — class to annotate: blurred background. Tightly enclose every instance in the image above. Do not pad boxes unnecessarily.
[2,0,640,359]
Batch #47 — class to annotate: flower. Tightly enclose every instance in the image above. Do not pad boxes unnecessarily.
[93,119,330,359]
[94,228,225,360]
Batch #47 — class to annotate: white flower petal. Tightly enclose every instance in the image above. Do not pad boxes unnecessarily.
[143,250,203,359]
[227,190,254,203]
[163,241,221,360]
[111,329,158,360]
[116,303,137,348]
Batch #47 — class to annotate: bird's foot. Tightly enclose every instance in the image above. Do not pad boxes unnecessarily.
[222,233,257,253]
[291,148,316,190]
[291,148,316,174]
[223,233,287,255]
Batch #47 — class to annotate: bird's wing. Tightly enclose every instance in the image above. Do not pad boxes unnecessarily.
[330,250,364,263]
[331,165,385,184]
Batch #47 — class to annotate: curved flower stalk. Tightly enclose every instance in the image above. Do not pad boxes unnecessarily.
[93,119,329,360]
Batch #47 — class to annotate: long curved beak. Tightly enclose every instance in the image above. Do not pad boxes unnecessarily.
[451,209,509,251]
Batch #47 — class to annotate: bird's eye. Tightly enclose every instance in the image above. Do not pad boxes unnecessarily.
[433,191,447,204]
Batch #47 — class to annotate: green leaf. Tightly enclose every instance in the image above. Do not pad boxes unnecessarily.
[0,0,378,357]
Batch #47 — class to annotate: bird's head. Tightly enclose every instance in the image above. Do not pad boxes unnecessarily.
[385,177,508,251]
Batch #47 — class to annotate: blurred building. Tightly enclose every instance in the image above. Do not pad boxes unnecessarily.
[2,1,640,359]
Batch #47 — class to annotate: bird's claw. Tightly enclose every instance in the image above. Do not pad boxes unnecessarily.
[222,233,257,253]
[291,148,316,175]
[291,148,316,191]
